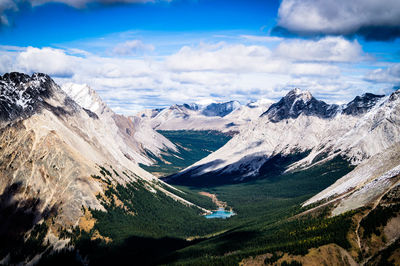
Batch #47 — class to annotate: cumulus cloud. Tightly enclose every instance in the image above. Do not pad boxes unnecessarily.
[112,40,154,56]
[165,43,273,73]
[166,37,363,74]
[16,47,75,77]
[365,64,400,83]
[275,37,364,62]
[275,0,400,41]
[0,37,391,115]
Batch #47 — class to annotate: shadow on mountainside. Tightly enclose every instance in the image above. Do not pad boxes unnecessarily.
[39,234,196,266]
[0,182,58,263]
[162,151,311,187]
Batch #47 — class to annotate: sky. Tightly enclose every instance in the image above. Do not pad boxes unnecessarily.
[0,0,400,115]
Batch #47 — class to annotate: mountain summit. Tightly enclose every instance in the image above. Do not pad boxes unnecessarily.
[261,88,339,122]
[342,92,385,116]
[201,100,241,117]
[0,72,56,122]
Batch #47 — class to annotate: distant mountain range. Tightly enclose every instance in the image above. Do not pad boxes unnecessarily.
[165,87,400,215]
[133,98,272,133]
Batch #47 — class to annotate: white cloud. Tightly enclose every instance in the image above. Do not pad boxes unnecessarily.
[365,64,400,83]
[0,37,391,115]
[277,0,400,40]
[240,35,284,42]
[165,37,362,75]
[275,37,364,62]
[16,47,75,77]
[112,40,154,56]
[165,42,273,73]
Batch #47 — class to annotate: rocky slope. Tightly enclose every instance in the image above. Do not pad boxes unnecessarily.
[0,73,209,263]
[134,99,272,133]
[165,88,398,185]
[61,83,177,164]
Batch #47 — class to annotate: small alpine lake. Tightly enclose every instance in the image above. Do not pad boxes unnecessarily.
[205,208,235,219]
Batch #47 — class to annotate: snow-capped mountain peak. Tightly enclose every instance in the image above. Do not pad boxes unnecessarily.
[133,99,271,133]
[261,88,339,122]
[246,98,274,108]
[287,88,313,102]
[182,103,199,111]
[61,82,177,165]
[201,100,241,117]
[62,83,110,116]
[342,92,385,116]
[0,72,55,121]
[167,88,399,187]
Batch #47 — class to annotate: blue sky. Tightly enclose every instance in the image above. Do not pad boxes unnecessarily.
[1,0,279,47]
[0,0,400,114]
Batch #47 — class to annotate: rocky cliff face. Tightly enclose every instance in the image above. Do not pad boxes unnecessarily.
[201,100,241,117]
[261,89,385,122]
[342,92,385,116]
[61,82,177,164]
[0,73,67,123]
[261,88,340,122]
[0,73,105,228]
[0,73,206,263]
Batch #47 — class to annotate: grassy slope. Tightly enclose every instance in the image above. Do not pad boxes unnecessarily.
[139,130,231,177]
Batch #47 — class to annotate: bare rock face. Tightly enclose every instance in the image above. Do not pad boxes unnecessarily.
[0,73,56,122]
[201,100,241,117]
[0,73,106,228]
[0,73,200,236]
[61,82,177,165]
[0,121,102,226]
[342,92,385,116]
[261,88,340,122]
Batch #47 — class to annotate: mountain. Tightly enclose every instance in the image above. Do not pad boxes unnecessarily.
[134,99,272,133]
[342,92,385,116]
[303,90,400,213]
[164,88,398,186]
[201,100,241,117]
[2,73,399,265]
[0,73,210,264]
[304,141,400,215]
[159,87,400,264]
[261,88,340,122]
[61,83,177,164]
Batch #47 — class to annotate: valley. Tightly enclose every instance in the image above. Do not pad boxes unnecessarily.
[139,130,232,177]
[0,73,399,265]
[2,1,400,265]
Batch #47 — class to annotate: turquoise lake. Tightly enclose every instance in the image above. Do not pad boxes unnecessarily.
[205,208,235,219]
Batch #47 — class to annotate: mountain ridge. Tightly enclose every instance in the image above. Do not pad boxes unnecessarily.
[165,88,399,186]
[0,72,211,263]
[134,98,272,133]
